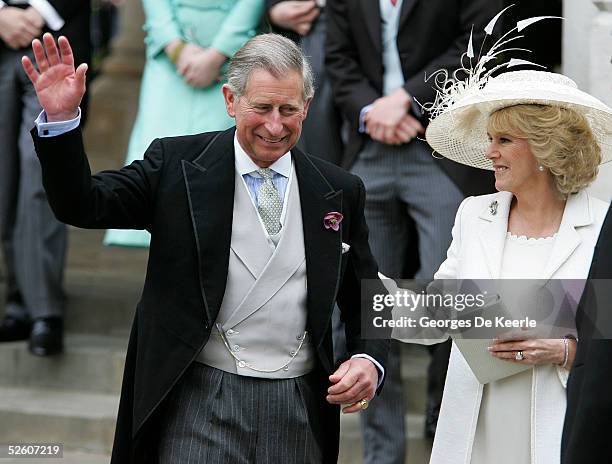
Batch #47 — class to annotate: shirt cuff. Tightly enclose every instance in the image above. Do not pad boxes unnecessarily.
[35,108,81,137]
[0,1,7,10]
[351,353,385,388]
[358,104,373,134]
[28,0,65,31]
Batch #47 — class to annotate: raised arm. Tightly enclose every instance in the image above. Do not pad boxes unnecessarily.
[22,34,161,230]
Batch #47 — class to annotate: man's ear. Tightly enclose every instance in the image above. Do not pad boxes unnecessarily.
[222,84,237,118]
[302,97,312,120]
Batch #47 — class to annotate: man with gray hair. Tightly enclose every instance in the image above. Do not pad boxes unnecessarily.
[23,32,388,463]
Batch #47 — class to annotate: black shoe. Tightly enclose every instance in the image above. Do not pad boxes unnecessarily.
[0,316,32,342]
[28,317,63,356]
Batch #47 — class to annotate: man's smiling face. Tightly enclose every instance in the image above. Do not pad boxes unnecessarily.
[223,68,310,167]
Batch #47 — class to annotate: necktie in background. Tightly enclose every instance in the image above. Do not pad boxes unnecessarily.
[256,168,283,235]
[390,0,398,5]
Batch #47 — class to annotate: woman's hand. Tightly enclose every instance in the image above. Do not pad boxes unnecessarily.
[488,337,576,369]
[176,45,226,88]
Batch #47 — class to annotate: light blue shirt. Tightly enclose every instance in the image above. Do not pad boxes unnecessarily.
[233,136,290,209]
[359,0,410,133]
[35,109,81,137]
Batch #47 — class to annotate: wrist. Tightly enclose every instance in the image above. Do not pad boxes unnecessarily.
[392,87,412,110]
[207,48,227,67]
[558,336,576,368]
[165,39,185,64]
[46,109,79,122]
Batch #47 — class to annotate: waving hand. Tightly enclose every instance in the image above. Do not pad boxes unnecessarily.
[21,33,87,122]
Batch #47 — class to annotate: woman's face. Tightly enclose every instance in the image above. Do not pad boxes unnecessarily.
[486,131,543,194]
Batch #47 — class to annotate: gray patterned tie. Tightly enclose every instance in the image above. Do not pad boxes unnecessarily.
[256,168,283,235]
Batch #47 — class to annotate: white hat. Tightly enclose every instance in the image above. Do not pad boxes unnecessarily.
[425,70,612,171]
[422,5,612,171]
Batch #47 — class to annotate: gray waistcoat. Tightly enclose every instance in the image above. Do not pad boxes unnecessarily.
[196,166,315,378]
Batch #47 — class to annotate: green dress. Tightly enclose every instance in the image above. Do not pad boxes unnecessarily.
[104,0,264,247]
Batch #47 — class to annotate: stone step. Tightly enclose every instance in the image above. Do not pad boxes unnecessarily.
[63,227,147,336]
[62,271,138,337]
[400,344,430,414]
[0,334,126,394]
[0,450,110,464]
[0,386,118,455]
[339,412,432,464]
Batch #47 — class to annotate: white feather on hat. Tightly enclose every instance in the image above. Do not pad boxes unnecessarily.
[423,6,612,171]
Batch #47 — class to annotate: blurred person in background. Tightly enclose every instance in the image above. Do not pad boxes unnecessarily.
[0,0,90,356]
[562,204,612,462]
[502,0,562,72]
[90,0,125,73]
[325,1,498,461]
[105,0,265,247]
[267,0,343,165]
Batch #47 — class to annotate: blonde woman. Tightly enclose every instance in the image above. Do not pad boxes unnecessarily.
[391,70,612,464]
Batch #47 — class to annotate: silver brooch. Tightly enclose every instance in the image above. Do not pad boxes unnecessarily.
[489,200,498,216]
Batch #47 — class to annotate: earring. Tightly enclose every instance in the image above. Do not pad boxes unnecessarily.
[538,165,545,172]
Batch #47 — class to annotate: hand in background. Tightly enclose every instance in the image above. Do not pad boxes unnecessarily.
[0,6,43,49]
[327,358,378,414]
[269,0,320,36]
[24,6,45,30]
[21,33,87,121]
[365,88,424,146]
[179,47,226,88]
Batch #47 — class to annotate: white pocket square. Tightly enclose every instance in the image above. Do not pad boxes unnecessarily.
[342,242,351,254]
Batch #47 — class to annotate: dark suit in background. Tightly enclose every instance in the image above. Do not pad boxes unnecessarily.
[266,0,344,166]
[562,204,612,464]
[326,0,499,461]
[0,0,90,348]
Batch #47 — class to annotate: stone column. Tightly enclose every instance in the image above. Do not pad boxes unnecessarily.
[84,1,146,170]
[562,0,598,91]
[584,1,612,201]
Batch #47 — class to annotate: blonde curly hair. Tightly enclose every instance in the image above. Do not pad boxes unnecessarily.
[487,104,601,197]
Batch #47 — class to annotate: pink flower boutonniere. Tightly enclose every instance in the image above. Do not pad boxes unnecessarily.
[323,212,343,231]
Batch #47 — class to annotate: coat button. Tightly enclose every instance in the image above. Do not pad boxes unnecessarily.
[290,350,296,357]
[238,361,246,368]
[227,329,235,335]
[233,345,240,352]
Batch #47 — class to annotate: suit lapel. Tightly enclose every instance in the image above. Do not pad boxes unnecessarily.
[294,149,343,349]
[542,191,591,279]
[477,192,512,279]
[181,128,236,326]
[360,0,382,55]
[398,0,419,29]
